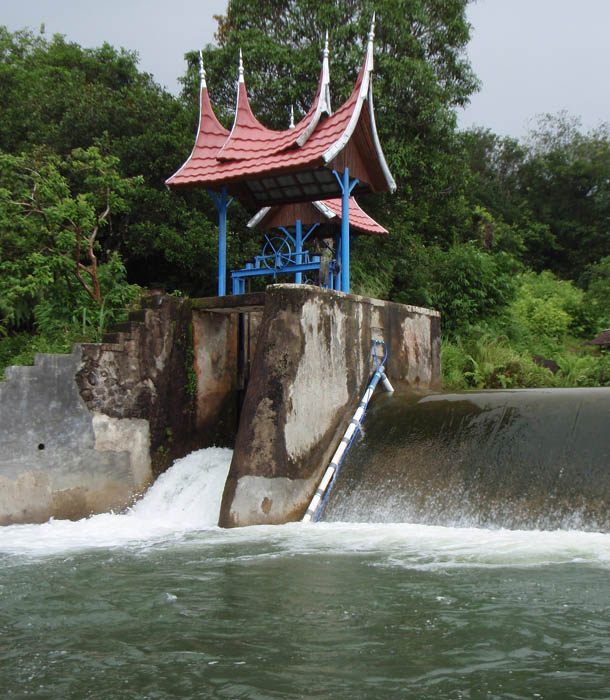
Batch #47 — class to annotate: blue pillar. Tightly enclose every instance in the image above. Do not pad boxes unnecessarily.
[295,219,303,284]
[208,187,233,296]
[333,168,358,293]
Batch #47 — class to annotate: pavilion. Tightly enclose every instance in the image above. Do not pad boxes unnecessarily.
[165,17,396,296]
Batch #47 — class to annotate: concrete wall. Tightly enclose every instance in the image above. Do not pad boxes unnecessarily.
[0,296,208,525]
[219,284,441,527]
[191,309,262,445]
[0,348,151,524]
[77,296,196,465]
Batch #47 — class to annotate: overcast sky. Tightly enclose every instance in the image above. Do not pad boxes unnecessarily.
[4,0,610,140]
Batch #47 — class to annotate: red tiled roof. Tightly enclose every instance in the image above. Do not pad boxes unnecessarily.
[165,23,396,205]
[317,198,388,235]
[216,53,330,161]
[165,78,229,184]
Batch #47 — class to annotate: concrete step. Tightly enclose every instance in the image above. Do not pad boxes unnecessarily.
[80,341,124,353]
[111,321,133,333]
[140,295,164,310]
[34,351,79,368]
[4,364,41,381]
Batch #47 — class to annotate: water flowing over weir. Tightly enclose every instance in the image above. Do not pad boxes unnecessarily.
[322,387,610,531]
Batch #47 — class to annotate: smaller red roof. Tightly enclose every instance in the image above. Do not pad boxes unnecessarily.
[248,197,388,236]
[587,329,610,347]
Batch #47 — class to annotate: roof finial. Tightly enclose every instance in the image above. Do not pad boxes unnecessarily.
[238,48,244,83]
[289,104,295,129]
[198,50,207,88]
[368,12,376,43]
[321,30,331,114]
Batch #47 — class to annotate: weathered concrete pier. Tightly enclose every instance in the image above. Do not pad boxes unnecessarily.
[217,284,440,526]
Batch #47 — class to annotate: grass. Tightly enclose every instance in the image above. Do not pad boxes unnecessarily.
[442,332,610,391]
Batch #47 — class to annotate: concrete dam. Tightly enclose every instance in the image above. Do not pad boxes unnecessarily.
[2,283,609,532]
[0,285,441,526]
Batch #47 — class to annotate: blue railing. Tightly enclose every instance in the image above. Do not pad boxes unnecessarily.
[230,230,337,294]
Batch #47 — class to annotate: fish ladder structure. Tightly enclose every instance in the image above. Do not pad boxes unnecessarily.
[302,341,394,523]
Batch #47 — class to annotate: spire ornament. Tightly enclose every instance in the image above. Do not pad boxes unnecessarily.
[321,30,331,114]
[198,50,207,88]
[369,12,376,43]
[238,48,245,83]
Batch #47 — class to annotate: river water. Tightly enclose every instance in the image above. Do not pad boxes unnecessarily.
[2,444,610,698]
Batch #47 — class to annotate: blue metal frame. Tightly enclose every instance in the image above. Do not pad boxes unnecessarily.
[219,169,360,297]
[230,220,331,294]
[231,257,337,294]
[332,168,359,293]
[208,187,234,296]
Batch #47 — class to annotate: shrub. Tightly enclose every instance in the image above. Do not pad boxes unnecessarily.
[507,270,595,353]
[442,332,553,390]
[392,241,518,337]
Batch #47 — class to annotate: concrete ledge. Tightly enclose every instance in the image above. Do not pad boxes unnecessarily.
[190,292,266,314]
[0,347,153,525]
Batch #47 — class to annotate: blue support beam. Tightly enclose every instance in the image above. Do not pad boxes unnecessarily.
[333,168,358,293]
[295,219,303,284]
[231,259,336,290]
[208,187,234,296]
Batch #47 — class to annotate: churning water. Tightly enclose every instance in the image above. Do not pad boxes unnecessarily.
[2,402,610,698]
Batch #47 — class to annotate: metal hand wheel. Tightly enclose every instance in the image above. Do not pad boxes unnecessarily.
[262,235,294,269]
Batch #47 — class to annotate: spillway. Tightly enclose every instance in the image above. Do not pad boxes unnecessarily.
[323,387,610,531]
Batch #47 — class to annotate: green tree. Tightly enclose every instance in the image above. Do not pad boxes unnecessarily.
[580,256,610,331]
[0,26,223,295]
[391,241,518,336]
[517,113,610,276]
[0,147,140,334]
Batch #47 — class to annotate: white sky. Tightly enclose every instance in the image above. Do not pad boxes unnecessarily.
[3,0,610,140]
[460,0,610,138]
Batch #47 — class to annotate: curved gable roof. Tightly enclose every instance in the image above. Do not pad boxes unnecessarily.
[165,19,396,207]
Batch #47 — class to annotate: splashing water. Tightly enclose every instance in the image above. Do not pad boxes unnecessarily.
[1,446,610,570]
[0,447,232,556]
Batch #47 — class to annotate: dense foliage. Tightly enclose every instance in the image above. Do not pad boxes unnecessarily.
[1,3,609,387]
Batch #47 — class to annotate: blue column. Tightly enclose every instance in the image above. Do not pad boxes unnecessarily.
[208,187,233,297]
[341,169,350,293]
[295,219,303,284]
[333,168,358,293]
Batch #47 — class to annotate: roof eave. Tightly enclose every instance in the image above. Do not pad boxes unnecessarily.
[165,81,207,188]
[312,200,338,221]
[320,19,396,194]
[367,82,397,193]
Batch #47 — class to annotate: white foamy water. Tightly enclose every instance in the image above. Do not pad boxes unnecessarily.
[1,447,610,570]
[0,447,233,555]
